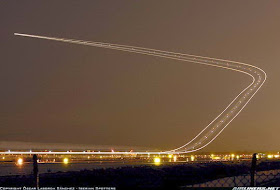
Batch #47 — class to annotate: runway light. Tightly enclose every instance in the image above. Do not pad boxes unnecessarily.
[212,156,221,160]
[267,155,273,159]
[154,157,161,165]
[63,158,69,164]
[17,158,23,166]
[191,155,195,161]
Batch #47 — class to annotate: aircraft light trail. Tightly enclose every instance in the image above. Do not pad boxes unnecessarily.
[10,32,266,155]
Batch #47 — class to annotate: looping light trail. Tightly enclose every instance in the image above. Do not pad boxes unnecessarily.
[13,32,267,155]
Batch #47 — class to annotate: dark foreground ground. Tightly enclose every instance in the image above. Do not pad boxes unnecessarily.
[1,161,280,189]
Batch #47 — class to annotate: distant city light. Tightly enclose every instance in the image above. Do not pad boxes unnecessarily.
[168,154,173,158]
[173,156,177,162]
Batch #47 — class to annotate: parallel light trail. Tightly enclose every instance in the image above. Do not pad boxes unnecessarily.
[10,32,267,155]
[0,151,166,155]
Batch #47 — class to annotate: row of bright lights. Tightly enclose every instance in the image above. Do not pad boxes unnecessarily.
[13,154,280,166]
[16,157,69,166]
[267,155,280,159]
[15,155,175,166]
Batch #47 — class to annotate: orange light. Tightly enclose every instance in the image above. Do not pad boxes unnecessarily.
[191,155,195,161]
[154,157,161,165]
[17,158,23,166]
[267,155,273,159]
[212,156,221,160]
[63,158,69,164]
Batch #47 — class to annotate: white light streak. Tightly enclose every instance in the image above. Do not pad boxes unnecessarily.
[12,32,267,154]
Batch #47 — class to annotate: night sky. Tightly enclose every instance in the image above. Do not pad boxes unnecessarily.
[0,1,279,152]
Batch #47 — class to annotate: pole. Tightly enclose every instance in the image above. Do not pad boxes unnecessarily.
[33,154,39,187]
[250,153,257,186]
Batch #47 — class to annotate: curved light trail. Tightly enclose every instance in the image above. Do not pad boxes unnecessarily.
[12,32,267,155]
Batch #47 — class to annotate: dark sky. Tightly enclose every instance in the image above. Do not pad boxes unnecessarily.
[0,1,279,152]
